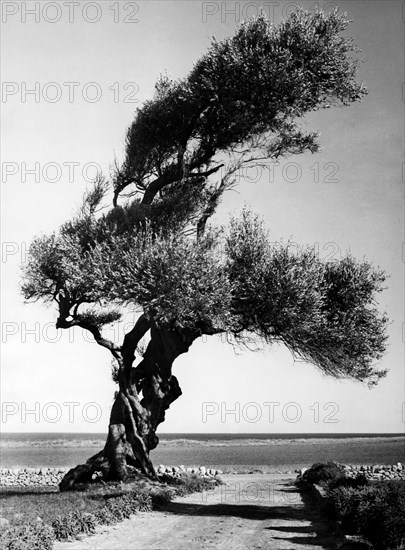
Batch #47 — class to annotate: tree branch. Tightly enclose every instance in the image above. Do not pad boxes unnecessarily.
[122,313,151,371]
[55,292,122,360]
[196,160,243,238]
[140,164,223,206]
[57,316,122,359]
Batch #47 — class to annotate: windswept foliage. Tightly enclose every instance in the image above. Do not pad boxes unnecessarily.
[226,211,388,385]
[22,207,388,386]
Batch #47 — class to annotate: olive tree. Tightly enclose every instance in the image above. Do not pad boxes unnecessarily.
[21,10,388,490]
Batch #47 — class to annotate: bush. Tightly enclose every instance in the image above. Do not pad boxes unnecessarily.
[328,473,369,490]
[94,506,117,526]
[160,473,221,496]
[104,490,152,519]
[325,485,363,533]
[326,481,405,549]
[302,462,346,486]
[301,463,405,549]
[51,511,97,540]
[355,482,405,549]
[0,522,55,550]
[128,489,153,512]
[150,487,175,506]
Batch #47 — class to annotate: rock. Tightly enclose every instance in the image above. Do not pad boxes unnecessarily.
[199,467,206,475]
[215,470,223,475]
[186,467,193,473]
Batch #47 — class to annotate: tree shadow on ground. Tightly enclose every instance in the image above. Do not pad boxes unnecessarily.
[157,479,342,549]
[269,526,339,548]
[160,500,309,521]
[269,482,342,548]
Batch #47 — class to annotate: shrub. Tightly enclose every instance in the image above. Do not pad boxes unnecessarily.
[302,462,346,486]
[0,522,55,550]
[104,499,129,522]
[326,481,405,549]
[129,490,153,512]
[94,506,117,526]
[150,487,175,506]
[355,482,405,549]
[328,473,369,490]
[160,473,221,496]
[51,511,97,540]
[105,490,152,518]
[325,485,363,533]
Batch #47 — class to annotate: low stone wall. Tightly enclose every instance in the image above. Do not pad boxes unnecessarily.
[0,467,69,487]
[156,464,222,477]
[0,465,222,487]
[2,463,402,488]
[341,462,405,481]
[297,462,405,481]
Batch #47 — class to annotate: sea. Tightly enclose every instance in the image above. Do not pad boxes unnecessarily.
[1,433,404,472]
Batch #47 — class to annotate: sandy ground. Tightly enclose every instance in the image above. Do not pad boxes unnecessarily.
[54,474,343,550]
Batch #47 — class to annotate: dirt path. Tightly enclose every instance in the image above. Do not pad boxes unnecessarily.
[54,474,342,550]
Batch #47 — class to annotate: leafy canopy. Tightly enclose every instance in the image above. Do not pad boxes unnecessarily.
[21,10,388,386]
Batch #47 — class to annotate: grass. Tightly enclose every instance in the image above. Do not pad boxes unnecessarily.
[0,473,221,550]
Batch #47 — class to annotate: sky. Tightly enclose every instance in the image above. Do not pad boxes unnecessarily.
[1,0,404,434]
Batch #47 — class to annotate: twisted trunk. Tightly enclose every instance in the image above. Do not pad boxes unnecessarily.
[59,321,198,491]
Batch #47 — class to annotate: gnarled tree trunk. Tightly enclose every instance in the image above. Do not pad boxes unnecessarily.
[59,319,198,491]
